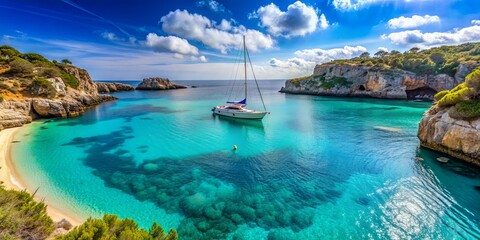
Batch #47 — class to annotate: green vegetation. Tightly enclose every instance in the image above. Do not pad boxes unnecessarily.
[28,77,57,98]
[437,69,480,119]
[61,59,72,65]
[0,186,54,240]
[59,70,80,89]
[330,42,480,77]
[289,75,313,87]
[434,90,449,101]
[7,57,34,76]
[449,100,480,119]
[56,214,178,240]
[320,76,352,89]
[0,183,178,240]
[0,45,80,96]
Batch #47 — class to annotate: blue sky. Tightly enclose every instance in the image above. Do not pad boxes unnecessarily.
[1,0,479,80]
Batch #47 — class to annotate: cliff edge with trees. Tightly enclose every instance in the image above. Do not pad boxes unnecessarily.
[280,42,480,100]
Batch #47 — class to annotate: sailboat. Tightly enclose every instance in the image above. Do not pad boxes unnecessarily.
[212,36,268,120]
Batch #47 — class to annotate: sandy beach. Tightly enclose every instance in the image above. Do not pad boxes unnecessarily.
[0,127,82,226]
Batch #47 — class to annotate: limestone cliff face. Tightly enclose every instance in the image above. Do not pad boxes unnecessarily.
[418,105,480,166]
[280,63,472,100]
[0,66,115,130]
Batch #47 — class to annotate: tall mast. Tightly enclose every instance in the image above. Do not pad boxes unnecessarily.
[243,35,247,105]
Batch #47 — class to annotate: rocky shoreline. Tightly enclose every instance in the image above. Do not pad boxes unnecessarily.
[280,63,474,100]
[0,65,116,130]
[96,82,134,93]
[418,106,480,166]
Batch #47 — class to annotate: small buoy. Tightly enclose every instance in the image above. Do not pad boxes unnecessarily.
[416,157,424,161]
[233,145,237,150]
[437,157,450,163]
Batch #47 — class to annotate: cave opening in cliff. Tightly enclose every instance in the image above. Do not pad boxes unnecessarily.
[359,85,366,91]
[406,87,437,100]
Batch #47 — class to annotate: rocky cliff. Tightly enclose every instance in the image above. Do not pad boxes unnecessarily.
[417,68,480,166]
[136,77,186,90]
[280,63,475,100]
[0,65,115,130]
[96,82,134,93]
[418,105,480,166]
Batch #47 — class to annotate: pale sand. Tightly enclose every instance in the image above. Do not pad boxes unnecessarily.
[0,127,82,226]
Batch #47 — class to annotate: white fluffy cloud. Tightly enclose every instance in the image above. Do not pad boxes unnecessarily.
[472,20,480,26]
[251,1,325,37]
[378,47,389,52]
[387,15,440,29]
[269,45,367,74]
[333,0,430,11]
[160,9,274,53]
[382,24,480,47]
[145,33,199,55]
[293,45,367,62]
[319,14,329,30]
[332,0,379,11]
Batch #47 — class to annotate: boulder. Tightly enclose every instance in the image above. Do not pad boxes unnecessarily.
[32,99,67,117]
[418,106,480,166]
[136,77,186,90]
[96,82,134,93]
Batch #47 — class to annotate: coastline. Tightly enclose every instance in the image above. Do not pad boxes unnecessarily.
[0,127,83,226]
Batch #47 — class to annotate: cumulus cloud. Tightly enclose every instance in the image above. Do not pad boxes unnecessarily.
[101,32,118,41]
[382,24,480,47]
[472,20,480,26]
[145,33,199,55]
[196,0,227,13]
[160,9,274,53]
[387,15,440,29]
[333,0,430,11]
[332,0,379,11]
[378,47,389,52]
[251,1,325,37]
[269,45,367,74]
[319,14,329,30]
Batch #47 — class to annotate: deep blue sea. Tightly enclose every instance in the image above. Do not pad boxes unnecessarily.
[12,80,480,239]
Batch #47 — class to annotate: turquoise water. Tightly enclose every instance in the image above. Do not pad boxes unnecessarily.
[12,80,480,239]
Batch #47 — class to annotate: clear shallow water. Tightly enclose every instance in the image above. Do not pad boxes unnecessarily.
[12,80,480,239]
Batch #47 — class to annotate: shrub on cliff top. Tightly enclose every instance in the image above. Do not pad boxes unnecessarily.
[289,75,312,87]
[22,53,50,64]
[7,57,33,76]
[56,214,178,240]
[448,100,480,119]
[434,90,449,102]
[0,186,54,239]
[59,70,79,89]
[465,68,480,92]
[28,77,57,98]
[437,85,473,107]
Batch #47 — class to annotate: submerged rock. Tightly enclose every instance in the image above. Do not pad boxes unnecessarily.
[136,77,186,90]
[373,126,402,133]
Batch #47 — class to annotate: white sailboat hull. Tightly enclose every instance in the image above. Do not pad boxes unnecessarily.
[213,106,267,120]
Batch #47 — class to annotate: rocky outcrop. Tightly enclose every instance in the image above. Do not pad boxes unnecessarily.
[96,82,134,93]
[280,63,473,100]
[0,66,116,130]
[136,77,186,90]
[418,105,480,166]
